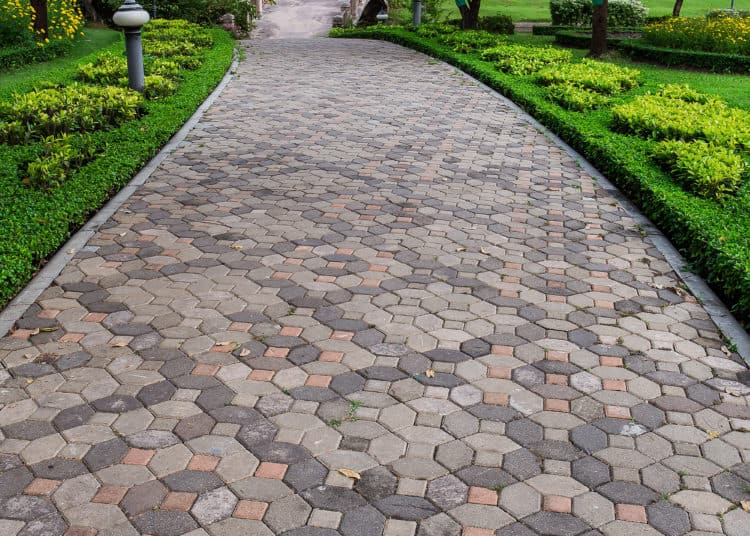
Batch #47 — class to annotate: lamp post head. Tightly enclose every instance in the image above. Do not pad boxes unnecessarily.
[113,0,151,28]
[376,9,388,21]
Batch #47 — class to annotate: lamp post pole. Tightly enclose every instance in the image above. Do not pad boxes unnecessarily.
[413,0,421,25]
[113,0,150,93]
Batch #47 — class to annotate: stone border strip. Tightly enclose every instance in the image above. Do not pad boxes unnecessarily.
[444,60,750,365]
[0,53,240,340]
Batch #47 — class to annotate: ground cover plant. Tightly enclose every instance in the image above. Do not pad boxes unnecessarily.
[330,24,750,326]
[0,20,234,309]
[643,14,750,55]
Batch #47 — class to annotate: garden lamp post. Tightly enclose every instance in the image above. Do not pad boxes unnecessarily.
[413,0,421,25]
[113,0,150,93]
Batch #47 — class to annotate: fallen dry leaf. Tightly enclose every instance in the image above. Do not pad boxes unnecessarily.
[708,430,720,438]
[338,468,361,480]
[721,346,732,356]
[480,247,489,254]
[239,348,251,357]
[216,341,234,347]
[742,501,750,512]
[230,244,243,250]
[67,248,76,255]
[456,247,466,252]
[112,341,128,347]
[425,369,436,378]
[39,327,58,333]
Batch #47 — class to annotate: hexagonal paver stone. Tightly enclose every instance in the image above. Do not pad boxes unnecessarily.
[0,495,57,520]
[16,513,67,536]
[505,419,544,449]
[210,406,263,425]
[0,467,34,500]
[497,522,538,536]
[281,529,340,536]
[374,495,439,520]
[91,395,142,413]
[264,494,313,533]
[249,441,311,464]
[126,430,180,449]
[597,481,658,506]
[52,405,94,432]
[137,381,177,406]
[646,500,690,536]
[710,470,750,502]
[191,486,238,525]
[503,448,542,481]
[301,486,367,512]
[426,475,468,510]
[162,470,224,493]
[121,480,168,517]
[417,512,462,536]
[570,424,608,455]
[284,459,328,492]
[82,438,127,473]
[175,413,217,442]
[132,510,198,536]
[340,505,386,536]
[355,466,398,501]
[523,511,592,536]
[457,466,516,489]
[236,420,278,449]
[2,420,56,441]
[571,456,611,489]
[30,458,88,480]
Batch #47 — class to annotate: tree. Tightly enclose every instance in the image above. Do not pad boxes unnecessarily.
[672,0,683,16]
[589,0,607,57]
[457,0,481,29]
[30,0,48,37]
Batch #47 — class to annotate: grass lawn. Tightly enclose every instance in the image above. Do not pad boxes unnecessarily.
[438,0,749,21]
[0,27,122,99]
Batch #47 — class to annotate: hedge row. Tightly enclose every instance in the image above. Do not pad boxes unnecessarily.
[533,24,643,35]
[0,29,234,308]
[617,40,750,73]
[330,26,750,326]
[553,29,629,48]
[0,39,72,71]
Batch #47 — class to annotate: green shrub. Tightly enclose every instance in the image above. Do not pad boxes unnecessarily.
[142,75,177,99]
[142,21,214,47]
[144,40,198,58]
[617,39,750,73]
[652,140,747,199]
[0,84,143,144]
[653,83,711,103]
[643,16,750,55]
[611,93,750,149]
[439,30,506,53]
[481,44,572,74]
[414,23,457,39]
[536,59,640,94]
[477,15,515,34]
[547,83,609,110]
[550,0,647,26]
[77,53,183,86]
[0,39,73,71]
[25,135,97,190]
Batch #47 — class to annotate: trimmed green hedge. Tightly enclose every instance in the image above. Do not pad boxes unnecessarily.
[330,26,750,326]
[0,39,73,71]
[0,29,234,308]
[617,40,750,74]
[554,29,629,48]
[533,24,643,36]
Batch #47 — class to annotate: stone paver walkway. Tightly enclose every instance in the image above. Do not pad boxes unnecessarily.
[1,38,750,536]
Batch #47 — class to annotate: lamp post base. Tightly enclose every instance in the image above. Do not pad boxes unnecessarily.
[124,28,145,93]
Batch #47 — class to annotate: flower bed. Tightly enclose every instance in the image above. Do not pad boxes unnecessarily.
[643,16,750,55]
[330,24,750,326]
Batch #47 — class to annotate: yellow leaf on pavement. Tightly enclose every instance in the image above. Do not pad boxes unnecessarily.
[425,369,436,378]
[338,468,361,480]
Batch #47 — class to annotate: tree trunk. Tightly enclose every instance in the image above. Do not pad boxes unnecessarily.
[460,0,480,29]
[589,0,608,58]
[672,0,683,17]
[30,0,48,37]
[81,0,100,22]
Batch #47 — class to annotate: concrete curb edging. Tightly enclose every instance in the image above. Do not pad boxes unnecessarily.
[0,53,240,340]
[444,56,750,365]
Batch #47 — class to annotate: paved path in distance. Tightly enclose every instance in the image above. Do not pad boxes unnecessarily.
[1,38,749,536]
